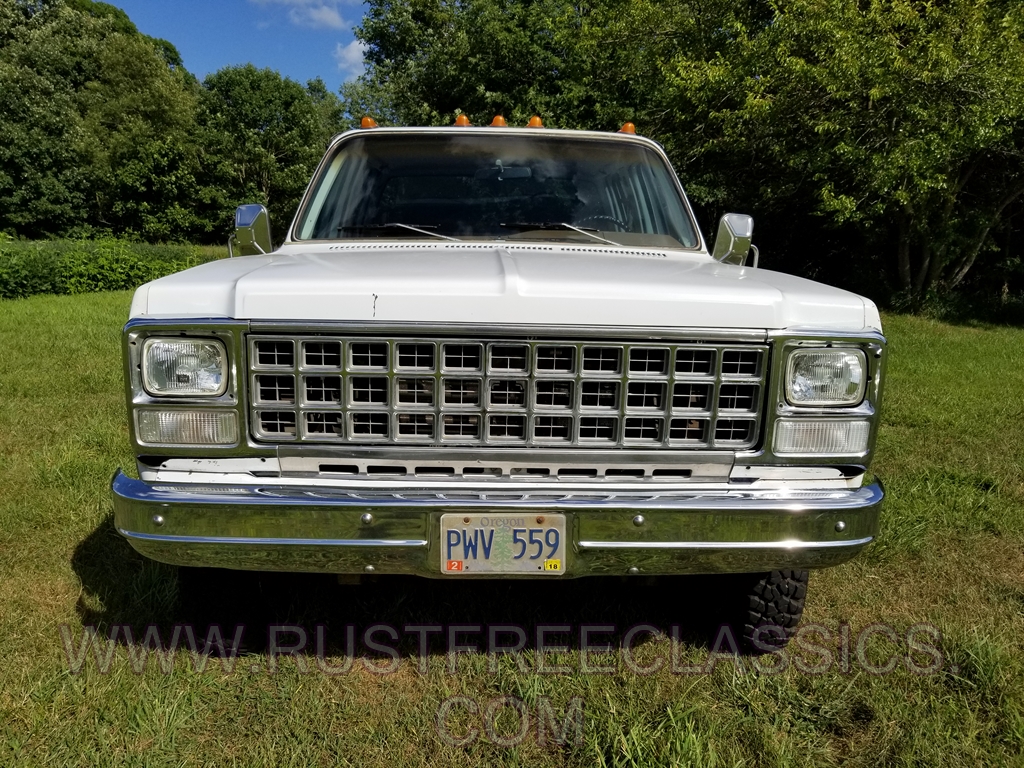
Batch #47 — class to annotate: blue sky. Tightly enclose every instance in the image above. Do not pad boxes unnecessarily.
[110,0,368,92]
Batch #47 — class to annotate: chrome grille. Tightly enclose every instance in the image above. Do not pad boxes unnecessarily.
[248,336,768,448]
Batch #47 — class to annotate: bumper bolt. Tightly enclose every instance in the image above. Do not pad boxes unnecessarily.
[361,513,373,525]
[152,514,165,526]
[628,567,640,575]
[835,521,846,532]
[633,515,645,526]
[364,565,375,573]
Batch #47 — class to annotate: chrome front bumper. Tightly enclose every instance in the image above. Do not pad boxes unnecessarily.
[111,471,882,577]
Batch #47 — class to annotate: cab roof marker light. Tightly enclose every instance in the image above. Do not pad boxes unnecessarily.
[619,122,637,134]
[490,115,507,127]
[360,116,378,129]
[527,115,544,128]
[453,114,471,126]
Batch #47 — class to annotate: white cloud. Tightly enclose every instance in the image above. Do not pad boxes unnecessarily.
[251,0,349,30]
[334,39,366,80]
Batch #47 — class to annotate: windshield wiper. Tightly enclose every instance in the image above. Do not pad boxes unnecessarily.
[338,223,461,241]
[500,222,621,247]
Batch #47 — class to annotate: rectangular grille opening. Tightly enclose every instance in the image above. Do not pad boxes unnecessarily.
[351,376,388,404]
[488,414,526,440]
[581,381,619,408]
[463,467,502,476]
[629,348,668,374]
[305,411,343,437]
[512,467,550,476]
[257,375,295,403]
[443,414,480,439]
[535,380,573,408]
[350,342,388,369]
[397,343,435,370]
[675,349,714,375]
[721,350,761,376]
[351,412,388,438]
[415,466,454,476]
[259,411,296,436]
[670,418,708,442]
[534,416,572,441]
[652,469,692,478]
[489,380,526,407]
[558,468,598,478]
[606,468,645,478]
[536,346,574,372]
[319,463,357,474]
[626,381,665,409]
[304,341,341,368]
[673,383,710,410]
[367,465,406,475]
[715,419,755,443]
[444,344,482,370]
[255,340,294,367]
[579,416,617,441]
[582,347,621,373]
[397,413,434,438]
[444,379,481,406]
[397,377,434,405]
[491,345,528,372]
[305,375,341,403]
[719,384,758,411]
[624,417,662,442]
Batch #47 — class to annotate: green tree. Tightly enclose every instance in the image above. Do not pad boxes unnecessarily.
[198,66,345,241]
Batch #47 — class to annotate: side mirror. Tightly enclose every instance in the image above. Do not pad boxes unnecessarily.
[228,204,272,257]
[711,213,756,266]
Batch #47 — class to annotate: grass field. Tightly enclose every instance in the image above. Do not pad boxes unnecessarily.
[1,291,1022,766]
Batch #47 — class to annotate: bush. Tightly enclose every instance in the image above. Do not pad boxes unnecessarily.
[0,237,226,300]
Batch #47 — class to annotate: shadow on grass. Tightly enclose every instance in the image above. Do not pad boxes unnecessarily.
[72,515,751,658]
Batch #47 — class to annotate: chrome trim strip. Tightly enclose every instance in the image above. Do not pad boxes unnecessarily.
[118,529,428,547]
[578,536,873,550]
[248,320,768,343]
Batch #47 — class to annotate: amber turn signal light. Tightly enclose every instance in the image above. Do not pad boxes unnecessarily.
[453,114,471,126]
[618,122,636,134]
[526,115,544,128]
[360,116,378,129]
[490,115,507,127]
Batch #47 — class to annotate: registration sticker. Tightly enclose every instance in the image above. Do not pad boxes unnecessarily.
[440,513,567,574]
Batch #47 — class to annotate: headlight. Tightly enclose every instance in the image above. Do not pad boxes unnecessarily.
[785,349,865,406]
[142,338,228,397]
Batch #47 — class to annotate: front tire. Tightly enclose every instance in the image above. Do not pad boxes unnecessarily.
[737,569,809,651]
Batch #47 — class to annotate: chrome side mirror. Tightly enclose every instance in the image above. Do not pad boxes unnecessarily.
[711,213,756,266]
[228,204,272,257]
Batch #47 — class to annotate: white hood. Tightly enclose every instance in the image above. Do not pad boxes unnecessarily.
[130,242,880,331]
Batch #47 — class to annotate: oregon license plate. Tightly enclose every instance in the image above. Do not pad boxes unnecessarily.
[440,513,567,575]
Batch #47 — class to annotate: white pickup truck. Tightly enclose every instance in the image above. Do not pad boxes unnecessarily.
[112,119,885,649]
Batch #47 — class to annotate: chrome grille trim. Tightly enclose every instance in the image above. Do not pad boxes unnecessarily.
[248,336,768,448]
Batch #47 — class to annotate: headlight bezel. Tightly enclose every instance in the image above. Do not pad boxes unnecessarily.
[142,337,229,398]
[784,347,867,408]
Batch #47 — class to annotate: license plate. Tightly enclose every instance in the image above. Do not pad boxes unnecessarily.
[440,513,566,575]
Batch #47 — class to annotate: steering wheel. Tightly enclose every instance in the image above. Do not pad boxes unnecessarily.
[573,214,628,231]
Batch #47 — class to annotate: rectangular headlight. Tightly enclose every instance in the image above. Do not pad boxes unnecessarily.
[136,409,238,445]
[143,338,228,397]
[774,419,870,455]
[786,348,865,406]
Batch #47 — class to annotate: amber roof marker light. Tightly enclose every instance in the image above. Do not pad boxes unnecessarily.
[360,116,378,129]
[618,122,637,134]
[526,115,544,128]
[453,114,472,126]
[490,115,508,127]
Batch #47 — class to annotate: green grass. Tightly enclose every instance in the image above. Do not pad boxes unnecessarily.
[1,294,1022,766]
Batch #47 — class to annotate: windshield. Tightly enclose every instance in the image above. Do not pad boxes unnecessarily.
[294,133,700,249]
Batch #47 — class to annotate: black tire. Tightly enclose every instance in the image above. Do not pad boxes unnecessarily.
[737,569,809,652]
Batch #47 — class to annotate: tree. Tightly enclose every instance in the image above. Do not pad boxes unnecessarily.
[198,66,345,241]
